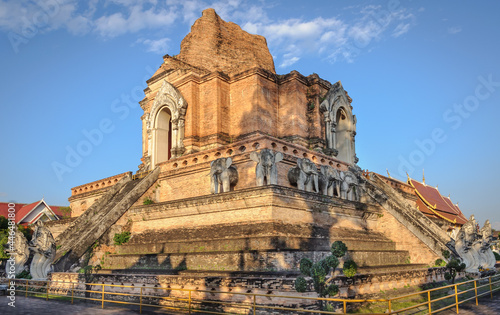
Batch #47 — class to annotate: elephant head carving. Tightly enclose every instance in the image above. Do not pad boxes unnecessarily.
[287,158,319,192]
[250,149,283,186]
[209,157,239,194]
[339,170,359,201]
[318,165,341,197]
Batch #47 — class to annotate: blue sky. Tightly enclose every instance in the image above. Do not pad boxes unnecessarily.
[1,1,499,230]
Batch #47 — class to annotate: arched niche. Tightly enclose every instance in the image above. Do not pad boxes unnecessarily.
[319,82,357,164]
[146,80,187,167]
[152,107,173,165]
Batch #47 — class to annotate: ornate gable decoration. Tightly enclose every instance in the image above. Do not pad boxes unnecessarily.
[147,80,188,160]
[319,81,357,164]
[147,80,187,130]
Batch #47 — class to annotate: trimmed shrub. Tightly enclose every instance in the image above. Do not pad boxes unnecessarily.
[494,251,500,261]
[331,241,348,258]
[295,276,307,292]
[299,258,313,276]
[343,259,358,278]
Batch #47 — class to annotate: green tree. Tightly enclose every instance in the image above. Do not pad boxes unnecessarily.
[444,257,466,284]
[493,251,500,261]
[0,216,10,260]
[0,215,8,230]
[295,241,357,309]
[0,230,9,260]
[17,225,33,242]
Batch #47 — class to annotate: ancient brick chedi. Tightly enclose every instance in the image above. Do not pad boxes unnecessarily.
[48,8,495,295]
[176,8,275,74]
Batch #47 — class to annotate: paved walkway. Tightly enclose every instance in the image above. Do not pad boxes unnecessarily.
[0,296,174,315]
[0,293,499,314]
[436,293,500,315]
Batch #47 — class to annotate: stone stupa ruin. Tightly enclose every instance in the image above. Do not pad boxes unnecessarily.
[43,9,496,297]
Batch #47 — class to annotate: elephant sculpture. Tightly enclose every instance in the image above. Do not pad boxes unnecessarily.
[209,157,239,194]
[339,170,359,201]
[29,221,56,279]
[4,230,30,276]
[250,149,283,186]
[318,165,341,197]
[288,158,319,193]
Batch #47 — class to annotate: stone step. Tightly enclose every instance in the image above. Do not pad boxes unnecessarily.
[366,174,454,258]
[103,249,413,272]
[116,236,397,255]
[357,263,428,274]
[128,223,394,247]
[347,250,411,267]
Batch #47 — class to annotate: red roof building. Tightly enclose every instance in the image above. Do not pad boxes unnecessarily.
[408,178,468,227]
[0,199,66,226]
[377,173,468,231]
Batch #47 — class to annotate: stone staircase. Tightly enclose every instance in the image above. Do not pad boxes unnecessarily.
[53,167,160,272]
[101,222,425,274]
[364,173,456,259]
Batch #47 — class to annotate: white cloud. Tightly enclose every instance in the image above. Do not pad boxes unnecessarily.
[448,26,462,34]
[138,37,170,54]
[0,1,418,63]
[393,23,410,37]
[94,5,177,38]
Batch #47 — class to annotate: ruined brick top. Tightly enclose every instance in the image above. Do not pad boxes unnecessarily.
[175,8,275,75]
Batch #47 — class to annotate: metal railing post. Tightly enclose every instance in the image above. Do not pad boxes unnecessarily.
[46,280,50,301]
[71,283,74,304]
[25,279,28,297]
[102,284,105,309]
[343,300,347,313]
[140,287,143,314]
[489,277,493,299]
[455,284,459,314]
[189,290,192,315]
[388,300,392,314]
[474,280,478,305]
[253,294,256,315]
[428,291,432,314]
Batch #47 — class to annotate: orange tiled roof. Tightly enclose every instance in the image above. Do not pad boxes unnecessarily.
[409,179,468,225]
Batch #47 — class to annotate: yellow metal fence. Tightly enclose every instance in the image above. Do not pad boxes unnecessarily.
[2,274,499,314]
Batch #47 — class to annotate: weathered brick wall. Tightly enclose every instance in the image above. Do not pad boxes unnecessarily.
[45,218,76,239]
[178,9,275,75]
[372,206,439,265]
[49,267,452,304]
[69,172,130,217]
